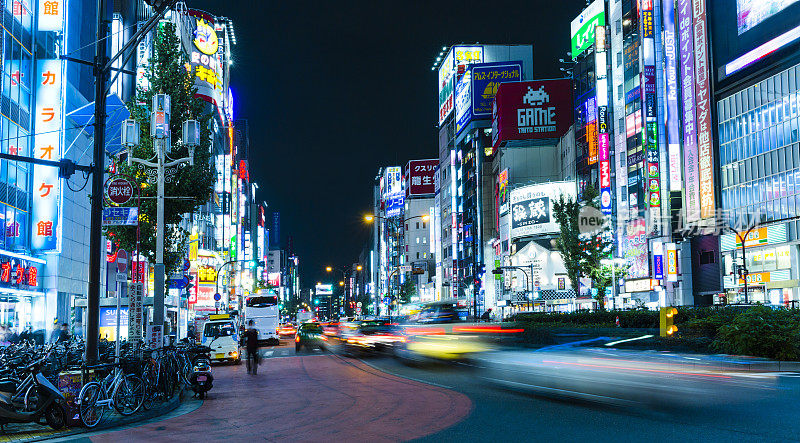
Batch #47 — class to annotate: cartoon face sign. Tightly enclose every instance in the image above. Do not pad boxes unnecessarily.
[193,19,219,55]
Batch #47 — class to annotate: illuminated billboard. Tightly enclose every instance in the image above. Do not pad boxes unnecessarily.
[711,0,800,84]
[570,0,605,58]
[406,159,438,197]
[509,181,577,239]
[179,10,224,108]
[737,0,799,34]
[315,284,333,295]
[492,79,573,148]
[438,46,483,126]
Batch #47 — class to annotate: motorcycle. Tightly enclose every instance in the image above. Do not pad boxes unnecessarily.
[187,346,213,399]
[0,358,66,430]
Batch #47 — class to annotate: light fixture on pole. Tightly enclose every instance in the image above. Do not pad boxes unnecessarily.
[123,93,201,334]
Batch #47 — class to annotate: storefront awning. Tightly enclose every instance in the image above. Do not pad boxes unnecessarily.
[66,94,131,156]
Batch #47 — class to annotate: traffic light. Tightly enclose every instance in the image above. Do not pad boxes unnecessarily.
[660,307,678,337]
[314,298,320,305]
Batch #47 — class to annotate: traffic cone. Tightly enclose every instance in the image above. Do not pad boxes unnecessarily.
[615,316,620,328]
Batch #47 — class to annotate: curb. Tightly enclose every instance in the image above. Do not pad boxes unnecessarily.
[19,389,184,443]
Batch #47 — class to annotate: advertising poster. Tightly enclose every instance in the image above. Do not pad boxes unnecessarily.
[623,219,649,279]
[179,11,224,108]
[509,182,576,239]
[99,307,129,342]
[493,79,573,147]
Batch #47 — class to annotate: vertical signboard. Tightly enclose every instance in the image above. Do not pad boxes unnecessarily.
[471,61,522,117]
[692,0,715,220]
[678,0,700,222]
[666,243,678,282]
[663,0,682,192]
[37,0,63,31]
[595,25,611,214]
[32,58,64,251]
[454,70,472,135]
[641,0,660,209]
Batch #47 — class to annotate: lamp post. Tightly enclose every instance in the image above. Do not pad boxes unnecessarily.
[364,213,429,317]
[121,93,200,332]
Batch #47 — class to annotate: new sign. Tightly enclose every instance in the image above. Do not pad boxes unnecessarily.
[492,79,572,148]
[406,159,437,197]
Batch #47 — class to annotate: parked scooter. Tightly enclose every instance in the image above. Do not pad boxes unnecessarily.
[187,346,213,399]
[0,358,66,430]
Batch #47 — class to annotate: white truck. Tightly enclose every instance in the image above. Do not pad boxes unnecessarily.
[243,294,280,345]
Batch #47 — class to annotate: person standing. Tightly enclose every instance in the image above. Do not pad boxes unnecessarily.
[243,320,259,374]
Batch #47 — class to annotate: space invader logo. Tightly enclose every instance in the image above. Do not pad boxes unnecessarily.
[523,86,550,106]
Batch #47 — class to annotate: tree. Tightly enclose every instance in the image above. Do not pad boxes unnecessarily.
[552,185,614,310]
[104,22,214,275]
[397,279,416,305]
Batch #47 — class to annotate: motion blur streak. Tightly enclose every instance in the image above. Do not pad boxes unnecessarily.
[541,360,734,379]
[452,326,525,333]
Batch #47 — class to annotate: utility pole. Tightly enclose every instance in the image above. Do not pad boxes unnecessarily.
[85,0,109,364]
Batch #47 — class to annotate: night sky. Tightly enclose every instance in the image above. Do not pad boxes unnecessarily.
[189,0,585,286]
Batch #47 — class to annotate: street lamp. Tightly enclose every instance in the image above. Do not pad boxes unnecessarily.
[121,92,201,331]
[363,213,430,317]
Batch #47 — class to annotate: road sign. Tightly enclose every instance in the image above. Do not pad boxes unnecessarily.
[183,258,191,272]
[104,175,134,205]
[102,207,138,226]
[115,272,127,282]
[116,249,128,273]
[400,265,412,272]
[168,276,189,289]
[214,292,222,301]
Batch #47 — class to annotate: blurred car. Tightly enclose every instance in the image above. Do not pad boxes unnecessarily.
[338,319,405,356]
[394,332,488,363]
[416,299,469,323]
[295,322,325,352]
[278,323,297,337]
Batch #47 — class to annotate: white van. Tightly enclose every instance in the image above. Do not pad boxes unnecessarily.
[202,315,241,363]
[244,294,280,345]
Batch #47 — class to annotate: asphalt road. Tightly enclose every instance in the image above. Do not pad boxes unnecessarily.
[364,353,800,443]
[61,339,800,442]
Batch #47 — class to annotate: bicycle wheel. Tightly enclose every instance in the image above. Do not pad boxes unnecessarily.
[141,382,156,411]
[113,374,144,416]
[78,382,104,428]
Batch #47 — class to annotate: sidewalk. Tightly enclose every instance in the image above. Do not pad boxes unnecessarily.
[0,390,186,443]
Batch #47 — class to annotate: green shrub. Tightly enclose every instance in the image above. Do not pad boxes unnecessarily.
[712,306,800,360]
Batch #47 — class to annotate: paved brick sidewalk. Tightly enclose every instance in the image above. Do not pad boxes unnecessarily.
[90,354,473,442]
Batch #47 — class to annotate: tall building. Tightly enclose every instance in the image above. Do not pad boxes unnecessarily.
[434,44,534,310]
[710,0,800,306]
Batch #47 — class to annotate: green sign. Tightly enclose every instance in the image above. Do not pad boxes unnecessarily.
[494,259,502,281]
[230,235,237,260]
[570,0,605,58]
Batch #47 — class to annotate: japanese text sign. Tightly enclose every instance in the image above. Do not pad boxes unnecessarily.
[406,159,438,197]
[509,181,576,239]
[32,59,64,251]
[471,61,522,118]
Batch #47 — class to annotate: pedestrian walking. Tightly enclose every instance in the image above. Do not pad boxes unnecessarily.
[56,323,70,343]
[480,308,492,322]
[49,320,60,344]
[244,320,259,374]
